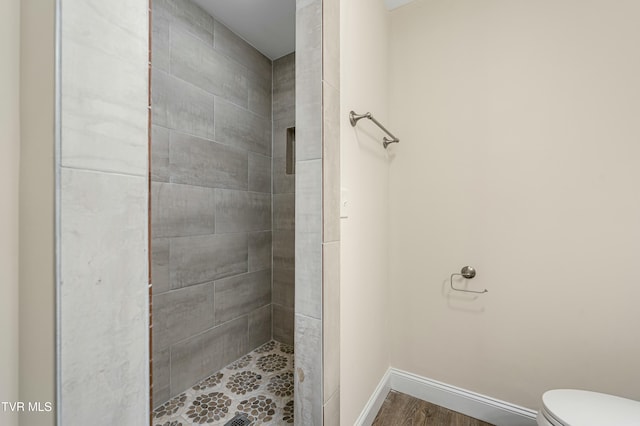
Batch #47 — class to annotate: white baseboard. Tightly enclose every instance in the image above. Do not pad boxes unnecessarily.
[356,367,538,426]
[354,369,392,426]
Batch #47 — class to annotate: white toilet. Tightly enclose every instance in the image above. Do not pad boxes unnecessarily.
[537,389,640,426]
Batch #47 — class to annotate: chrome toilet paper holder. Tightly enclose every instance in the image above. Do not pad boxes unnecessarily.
[450,266,488,294]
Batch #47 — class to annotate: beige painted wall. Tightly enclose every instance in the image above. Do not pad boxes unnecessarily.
[389,0,640,409]
[339,0,391,423]
[19,0,57,424]
[0,0,21,425]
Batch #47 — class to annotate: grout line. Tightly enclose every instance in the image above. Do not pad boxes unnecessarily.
[59,165,148,179]
[152,62,272,121]
[160,121,273,158]
[295,312,322,322]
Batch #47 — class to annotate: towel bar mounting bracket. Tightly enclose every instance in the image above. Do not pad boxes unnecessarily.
[349,110,400,148]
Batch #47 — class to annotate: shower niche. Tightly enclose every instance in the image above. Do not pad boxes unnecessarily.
[149,0,296,423]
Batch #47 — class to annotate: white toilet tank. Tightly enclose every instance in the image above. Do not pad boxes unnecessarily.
[538,389,640,426]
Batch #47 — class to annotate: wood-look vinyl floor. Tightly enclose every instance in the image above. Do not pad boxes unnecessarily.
[372,391,495,426]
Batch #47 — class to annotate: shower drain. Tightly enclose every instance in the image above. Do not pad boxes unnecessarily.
[224,413,252,426]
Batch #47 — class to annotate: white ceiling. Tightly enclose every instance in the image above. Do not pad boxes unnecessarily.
[384,0,418,10]
[193,0,296,60]
[192,0,414,61]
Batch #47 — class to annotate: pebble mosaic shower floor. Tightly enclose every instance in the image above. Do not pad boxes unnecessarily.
[153,341,294,425]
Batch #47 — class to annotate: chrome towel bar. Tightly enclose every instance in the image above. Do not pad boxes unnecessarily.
[349,110,400,148]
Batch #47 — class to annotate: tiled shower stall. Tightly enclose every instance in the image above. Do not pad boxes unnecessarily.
[149,0,296,416]
[55,0,338,423]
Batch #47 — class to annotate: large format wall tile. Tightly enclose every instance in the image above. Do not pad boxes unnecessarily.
[151,238,170,294]
[214,189,271,233]
[248,153,272,193]
[64,0,148,61]
[248,68,273,119]
[60,168,148,425]
[152,13,170,73]
[152,69,215,140]
[272,52,296,241]
[296,0,322,107]
[273,266,295,309]
[214,98,271,156]
[154,0,214,45]
[152,347,170,408]
[272,120,295,159]
[167,331,201,396]
[273,305,294,346]
[296,101,322,162]
[62,39,148,176]
[150,0,278,407]
[248,231,272,272]
[60,0,150,422]
[272,156,296,194]
[213,270,271,325]
[171,26,249,108]
[295,0,335,422]
[248,305,272,349]
[213,20,271,78]
[295,231,322,319]
[151,125,170,182]
[322,0,340,91]
[274,193,295,231]
[170,233,248,288]
[273,53,296,122]
[152,281,216,349]
[296,0,323,161]
[273,230,295,272]
[273,230,295,308]
[272,51,297,344]
[170,316,248,393]
[170,130,248,190]
[296,160,322,234]
[151,182,215,238]
[294,314,322,425]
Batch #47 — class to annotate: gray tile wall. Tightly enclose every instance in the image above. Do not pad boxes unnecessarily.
[272,53,296,345]
[59,1,150,424]
[294,0,341,423]
[151,0,273,408]
[295,0,324,423]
